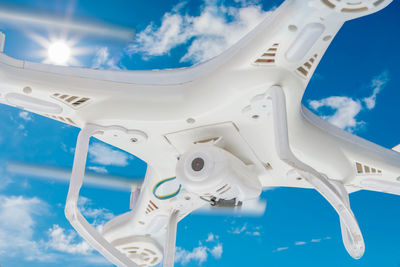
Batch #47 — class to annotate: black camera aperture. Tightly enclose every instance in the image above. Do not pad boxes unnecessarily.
[191,157,205,172]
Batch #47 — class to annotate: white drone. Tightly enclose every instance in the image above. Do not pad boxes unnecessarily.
[0,0,398,266]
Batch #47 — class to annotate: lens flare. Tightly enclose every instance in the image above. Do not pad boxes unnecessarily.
[48,41,71,65]
[28,33,86,66]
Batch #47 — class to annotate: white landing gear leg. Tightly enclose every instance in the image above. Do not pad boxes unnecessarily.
[268,85,365,259]
[163,210,179,267]
[65,124,140,267]
[332,181,363,259]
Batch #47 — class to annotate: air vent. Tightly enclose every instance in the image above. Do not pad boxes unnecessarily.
[217,184,228,193]
[145,200,158,214]
[216,184,232,195]
[122,246,159,266]
[254,43,279,65]
[355,162,382,175]
[321,0,336,8]
[52,93,90,109]
[296,54,318,78]
[320,0,383,13]
[202,185,233,202]
[45,114,76,125]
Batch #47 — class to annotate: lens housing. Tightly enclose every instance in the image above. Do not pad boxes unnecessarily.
[191,157,204,172]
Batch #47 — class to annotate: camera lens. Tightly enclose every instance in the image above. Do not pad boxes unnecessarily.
[191,157,205,172]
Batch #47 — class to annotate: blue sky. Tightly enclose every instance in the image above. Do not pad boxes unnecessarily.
[0,0,400,266]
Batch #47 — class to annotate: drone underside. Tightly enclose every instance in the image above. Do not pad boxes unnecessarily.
[0,0,399,266]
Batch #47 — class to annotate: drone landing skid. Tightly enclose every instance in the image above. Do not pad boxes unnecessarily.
[163,210,179,267]
[269,85,365,259]
[65,124,142,267]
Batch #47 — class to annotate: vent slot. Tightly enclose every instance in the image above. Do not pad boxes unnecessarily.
[72,97,89,107]
[321,0,372,13]
[46,114,76,125]
[217,184,228,193]
[373,0,384,6]
[296,54,318,78]
[341,7,368,12]
[355,162,382,175]
[145,200,159,214]
[52,93,90,109]
[122,246,159,265]
[254,43,279,66]
[219,186,232,195]
[144,249,156,255]
[321,0,336,8]
[356,162,363,173]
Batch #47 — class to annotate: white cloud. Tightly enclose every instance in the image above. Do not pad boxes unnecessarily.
[92,47,121,70]
[45,197,113,264]
[0,194,111,265]
[206,233,215,242]
[308,71,390,133]
[210,244,223,259]
[273,247,289,252]
[78,196,114,226]
[46,225,92,255]
[92,47,109,67]
[176,246,208,265]
[229,223,262,236]
[273,236,331,253]
[128,1,272,63]
[0,195,51,261]
[176,234,224,265]
[230,224,247,234]
[251,231,261,236]
[309,96,363,132]
[88,166,108,174]
[45,224,110,265]
[88,142,131,166]
[19,111,32,121]
[363,71,389,109]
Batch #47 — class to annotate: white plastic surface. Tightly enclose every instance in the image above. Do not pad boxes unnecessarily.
[285,23,325,62]
[268,85,365,259]
[360,179,400,196]
[65,124,139,267]
[0,0,397,264]
[6,93,63,114]
[163,210,179,267]
[111,236,163,266]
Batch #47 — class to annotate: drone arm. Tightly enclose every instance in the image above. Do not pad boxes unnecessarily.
[268,85,364,259]
[65,124,138,267]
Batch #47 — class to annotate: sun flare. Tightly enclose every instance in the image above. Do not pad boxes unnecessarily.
[48,41,71,65]
[29,33,85,66]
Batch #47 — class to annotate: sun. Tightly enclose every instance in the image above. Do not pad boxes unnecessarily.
[48,41,71,65]
[28,33,86,66]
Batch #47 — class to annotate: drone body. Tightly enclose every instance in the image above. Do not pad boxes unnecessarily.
[0,0,399,266]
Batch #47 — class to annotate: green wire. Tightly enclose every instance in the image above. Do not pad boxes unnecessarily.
[152,177,181,200]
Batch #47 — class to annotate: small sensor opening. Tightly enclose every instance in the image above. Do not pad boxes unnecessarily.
[191,157,205,172]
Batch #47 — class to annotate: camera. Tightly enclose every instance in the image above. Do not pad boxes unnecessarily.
[176,144,262,202]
